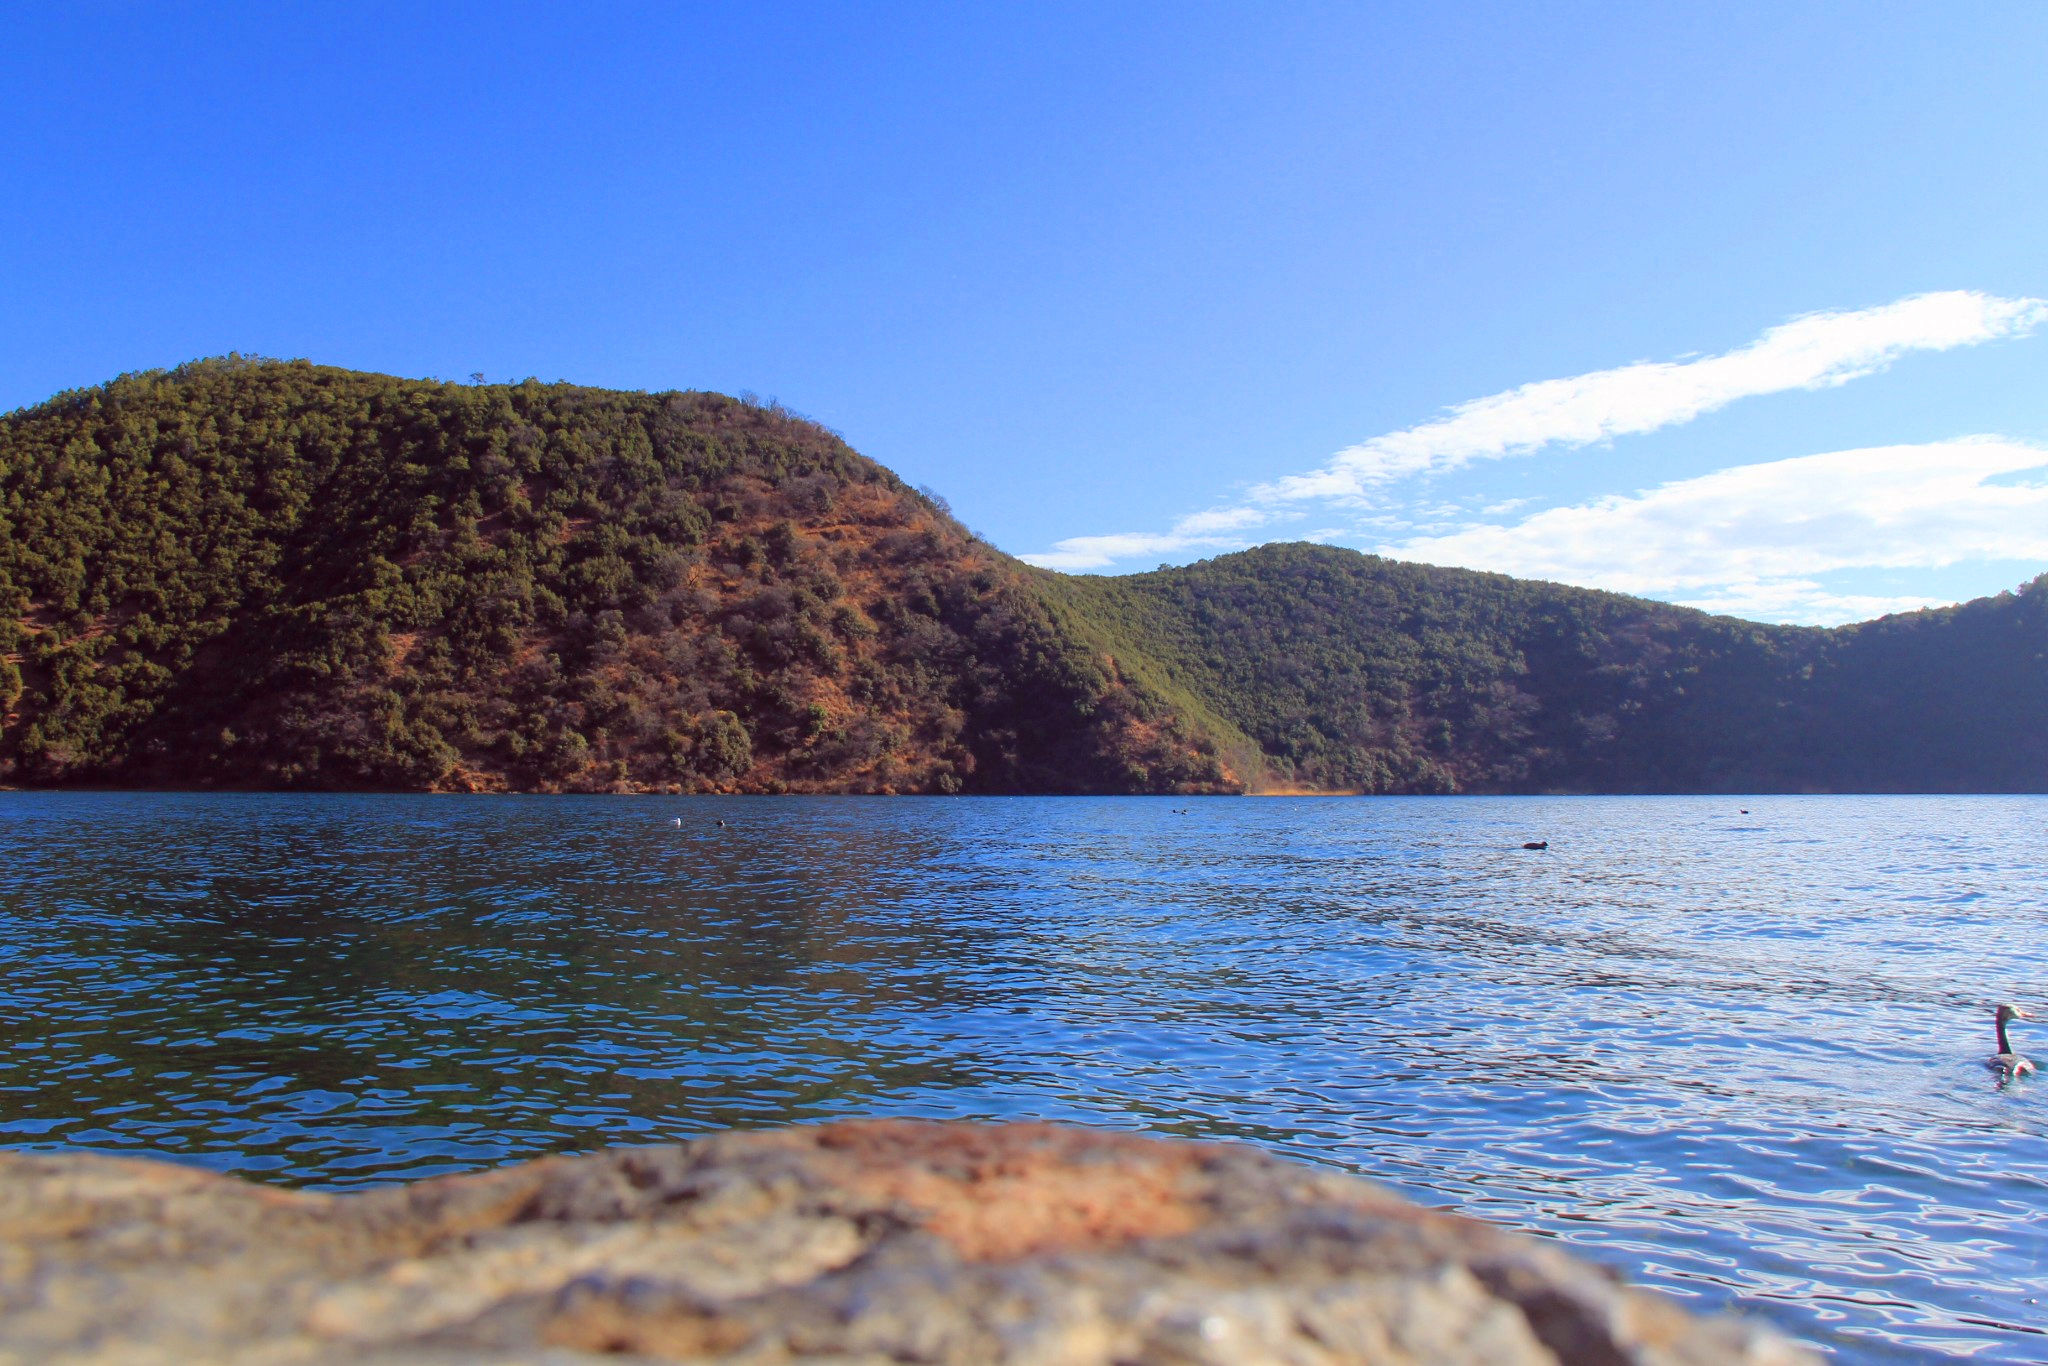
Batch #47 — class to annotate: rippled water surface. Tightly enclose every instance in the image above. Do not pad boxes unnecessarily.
[2,794,2044,1359]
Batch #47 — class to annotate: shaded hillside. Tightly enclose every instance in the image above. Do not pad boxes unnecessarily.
[1798,587,2048,790]
[1048,543,2048,793]
[0,359,1233,793]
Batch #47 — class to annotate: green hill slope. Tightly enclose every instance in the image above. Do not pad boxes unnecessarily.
[1050,543,2048,793]
[3,361,2040,794]
[0,359,1233,793]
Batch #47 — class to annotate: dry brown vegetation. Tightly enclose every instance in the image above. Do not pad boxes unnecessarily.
[0,360,1233,794]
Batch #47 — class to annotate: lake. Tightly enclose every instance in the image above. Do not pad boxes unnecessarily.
[1,792,2042,1361]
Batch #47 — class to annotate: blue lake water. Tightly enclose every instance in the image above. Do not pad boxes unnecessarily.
[0,792,2043,1360]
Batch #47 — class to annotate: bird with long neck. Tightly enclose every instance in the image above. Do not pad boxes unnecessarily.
[1988,1004,2035,1078]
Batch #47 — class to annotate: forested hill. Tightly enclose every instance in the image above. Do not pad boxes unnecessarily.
[1044,544,2048,793]
[0,360,1232,793]
[1,360,2041,793]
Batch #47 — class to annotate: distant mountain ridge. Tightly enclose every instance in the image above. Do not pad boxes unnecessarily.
[2,360,2041,793]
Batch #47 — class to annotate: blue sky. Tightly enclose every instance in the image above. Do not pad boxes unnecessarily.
[4,3,2045,624]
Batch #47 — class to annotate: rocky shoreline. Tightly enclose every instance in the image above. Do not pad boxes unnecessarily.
[0,1120,1810,1364]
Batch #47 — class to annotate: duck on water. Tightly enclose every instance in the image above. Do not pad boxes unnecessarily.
[1988,1004,2035,1078]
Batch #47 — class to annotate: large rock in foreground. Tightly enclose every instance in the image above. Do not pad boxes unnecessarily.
[0,1121,1808,1364]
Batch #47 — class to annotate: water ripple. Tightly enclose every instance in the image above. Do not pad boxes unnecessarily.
[1,792,2045,1361]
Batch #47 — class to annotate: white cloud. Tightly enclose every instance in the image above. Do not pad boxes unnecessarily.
[1024,290,2047,576]
[1676,581,1952,623]
[1254,290,2048,503]
[1170,506,1270,535]
[1387,438,2048,624]
[1025,531,1212,571]
[1023,506,1278,570]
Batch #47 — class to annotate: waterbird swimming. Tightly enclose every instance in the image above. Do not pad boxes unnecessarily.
[1521,840,1548,850]
[1988,1004,2035,1078]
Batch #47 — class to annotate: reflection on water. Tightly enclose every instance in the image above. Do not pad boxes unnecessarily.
[2,793,2045,1361]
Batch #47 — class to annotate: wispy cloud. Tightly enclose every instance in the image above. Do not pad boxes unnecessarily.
[1389,438,2048,624]
[1675,581,1953,624]
[1254,290,2047,502]
[1024,507,1279,571]
[1021,290,2047,577]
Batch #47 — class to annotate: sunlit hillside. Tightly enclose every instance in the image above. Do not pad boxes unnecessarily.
[2,362,2041,793]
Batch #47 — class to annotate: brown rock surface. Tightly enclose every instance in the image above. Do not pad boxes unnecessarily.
[0,1120,1812,1365]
